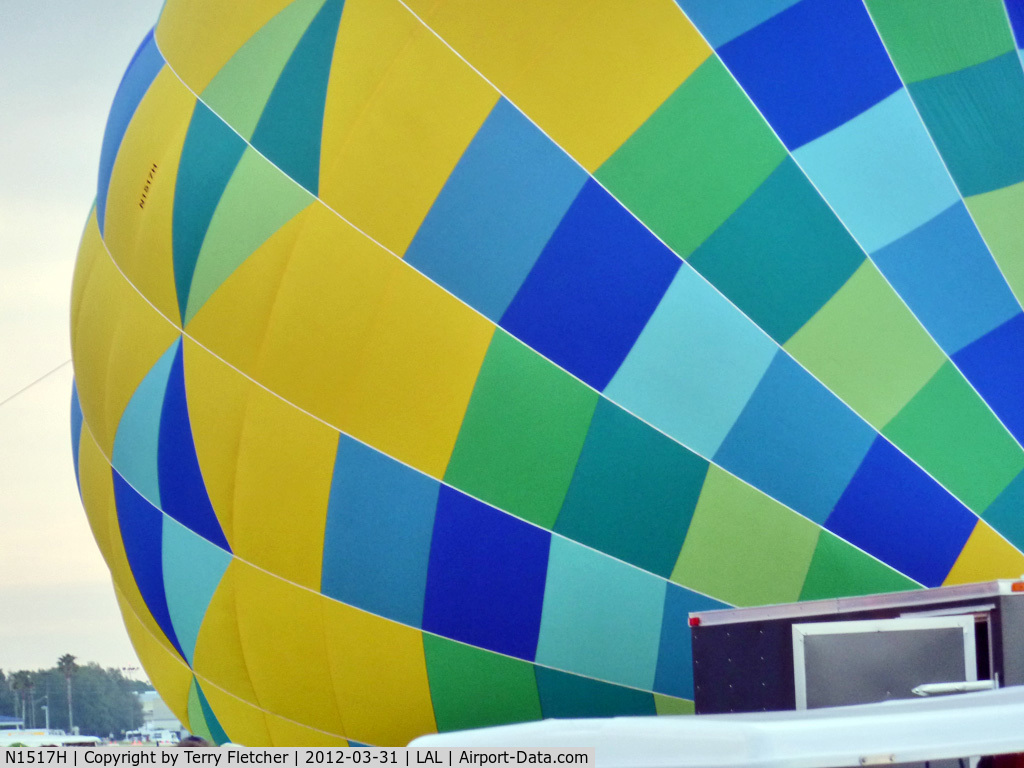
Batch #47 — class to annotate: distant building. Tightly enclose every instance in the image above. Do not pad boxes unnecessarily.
[135,691,182,736]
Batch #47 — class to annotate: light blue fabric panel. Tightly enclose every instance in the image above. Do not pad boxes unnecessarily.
[406,98,587,321]
[674,0,802,48]
[535,536,665,691]
[605,266,777,458]
[794,89,961,253]
[714,351,876,524]
[111,340,179,509]
[872,202,1021,354]
[162,516,233,665]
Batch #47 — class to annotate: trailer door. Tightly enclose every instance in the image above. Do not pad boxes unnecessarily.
[793,615,977,709]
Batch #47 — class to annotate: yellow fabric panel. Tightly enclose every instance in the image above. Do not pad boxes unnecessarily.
[76,417,121,573]
[155,0,294,92]
[79,426,180,657]
[254,204,494,478]
[181,339,248,546]
[321,598,437,746]
[71,216,180,456]
[404,0,711,171]
[103,68,193,322]
[192,556,259,704]
[219,355,337,589]
[319,0,499,254]
[193,680,274,747]
[70,208,101,347]
[187,204,314,375]
[231,560,347,736]
[263,712,349,747]
[944,521,1024,585]
[115,584,193,726]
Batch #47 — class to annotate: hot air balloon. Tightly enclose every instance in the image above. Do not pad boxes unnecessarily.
[71,0,1024,747]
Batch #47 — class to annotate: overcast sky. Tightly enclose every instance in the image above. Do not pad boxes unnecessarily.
[1,0,166,674]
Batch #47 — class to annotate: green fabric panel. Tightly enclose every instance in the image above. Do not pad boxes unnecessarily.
[688,158,866,344]
[965,181,1024,308]
[596,56,787,259]
[444,330,599,529]
[982,470,1024,552]
[201,0,328,139]
[671,465,820,607]
[186,677,216,743]
[784,261,946,428]
[654,695,695,715]
[553,399,709,577]
[800,531,920,600]
[866,0,1014,83]
[882,361,1024,514]
[423,634,542,732]
[184,147,314,325]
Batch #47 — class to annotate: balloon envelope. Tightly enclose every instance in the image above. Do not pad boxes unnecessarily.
[71,0,1024,747]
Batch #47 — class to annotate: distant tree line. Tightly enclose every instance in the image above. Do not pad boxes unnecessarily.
[0,658,151,739]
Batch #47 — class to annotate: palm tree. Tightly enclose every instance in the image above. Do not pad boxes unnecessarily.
[9,671,31,724]
[57,655,77,732]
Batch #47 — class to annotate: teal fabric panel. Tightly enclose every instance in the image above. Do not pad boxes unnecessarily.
[714,351,876,524]
[688,158,866,344]
[172,103,246,323]
[534,667,656,719]
[553,398,709,577]
[604,266,776,459]
[983,468,1024,551]
[794,89,960,252]
[111,340,179,509]
[250,0,344,194]
[535,537,666,690]
[908,51,1024,196]
[162,517,233,666]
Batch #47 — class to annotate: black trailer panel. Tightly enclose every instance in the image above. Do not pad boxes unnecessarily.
[690,580,1024,714]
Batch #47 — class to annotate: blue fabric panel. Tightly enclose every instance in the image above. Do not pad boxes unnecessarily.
[871,203,1021,354]
[793,89,961,253]
[321,434,440,628]
[605,267,777,458]
[953,313,1024,445]
[195,681,231,745]
[714,352,876,524]
[1007,0,1024,47]
[983,468,1024,551]
[112,340,179,509]
[534,667,657,719]
[535,537,666,690]
[250,0,344,194]
[97,29,164,236]
[162,517,232,666]
[406,98,587,321]
[654,584,729,699]
[674,0,802,48]
[157,341,231,551]
[825,437,976,587]
[718,0,902,149]
[423,487,550,660]
[909,52,1024,196]
[500,179,680,391]
[70,383,84,491]
[113,469,184,658]
[172,102,247,323]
